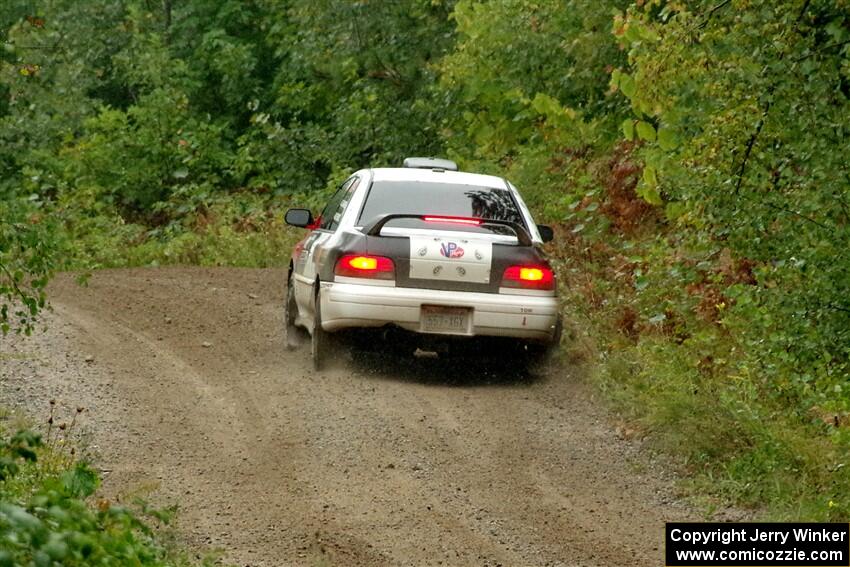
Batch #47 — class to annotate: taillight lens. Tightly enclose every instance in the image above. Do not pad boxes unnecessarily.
[502,265,555,290]
[335,254,395,279]
[422,216,482,226]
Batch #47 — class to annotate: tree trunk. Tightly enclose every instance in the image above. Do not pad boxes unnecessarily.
[163,0,172,33]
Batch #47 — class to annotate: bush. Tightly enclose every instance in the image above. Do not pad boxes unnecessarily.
[0,421,207,566]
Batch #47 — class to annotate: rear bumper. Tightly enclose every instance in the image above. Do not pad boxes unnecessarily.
[320,281,560,342]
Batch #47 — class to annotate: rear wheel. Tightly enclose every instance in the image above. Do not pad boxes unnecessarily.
[525,318,562,372]
[283,276,300,350]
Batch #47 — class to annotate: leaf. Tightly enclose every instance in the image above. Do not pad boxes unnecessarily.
[636,121,656,142]
[9,430,42,462]
[610,68,622,86]
[665,202,686,221]
[658,128,679,150]
[60,463,100,498]
[639,185,663,206]
[531,93,561,116]
[622,119,635,141]
[12,447,37,462]
[624,25,644,44]
[172,168,189,179]
[619,73,636,98]
[640,26,660,42]
[0,503,41,531]
[643,165,658,187]
[638,166,663,205]
[0,457,20,481]
[42,537,69,562]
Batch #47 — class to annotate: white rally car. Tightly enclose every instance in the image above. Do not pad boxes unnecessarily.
[284,158,562,370]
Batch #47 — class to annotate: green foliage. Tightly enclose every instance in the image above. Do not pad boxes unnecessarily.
[2,0,459,282]
[0,427,203,566]
[235,0,456,192]
[0,430,41,480]
[617,0,850,380]
[438,0,630,220]
[605,0,850,516]
[0,0,132,333]
[0,190,58,335]
[2,0,850,522]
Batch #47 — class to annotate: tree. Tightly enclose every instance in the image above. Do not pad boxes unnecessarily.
[615,0,850,403]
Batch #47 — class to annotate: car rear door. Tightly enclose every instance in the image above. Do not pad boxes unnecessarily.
[293,176,361,311]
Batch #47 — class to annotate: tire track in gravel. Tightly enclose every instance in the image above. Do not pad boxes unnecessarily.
[1,267,696,566]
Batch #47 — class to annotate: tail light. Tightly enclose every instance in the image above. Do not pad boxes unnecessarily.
[335,254,395,280]
[422,216,481,226]
[501,265,555,291]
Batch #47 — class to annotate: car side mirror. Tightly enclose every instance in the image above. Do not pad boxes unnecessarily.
[537,224,554,243]
[285,208,314,228]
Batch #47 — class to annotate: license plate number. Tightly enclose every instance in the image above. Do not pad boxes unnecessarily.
[420,305,472,335]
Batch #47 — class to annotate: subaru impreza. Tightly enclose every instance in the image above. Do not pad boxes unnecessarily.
[284,157,561,370]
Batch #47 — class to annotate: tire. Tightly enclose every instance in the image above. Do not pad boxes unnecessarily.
[283,276,300,350]
[525,318,562,373]
[311,293,332,371]
[551,316,563,347]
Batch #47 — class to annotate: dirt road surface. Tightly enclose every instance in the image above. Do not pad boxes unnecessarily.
[1,268,695,566]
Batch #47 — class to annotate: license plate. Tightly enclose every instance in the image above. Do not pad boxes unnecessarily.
[420,305,472,335]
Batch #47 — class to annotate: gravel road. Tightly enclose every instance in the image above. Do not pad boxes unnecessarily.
[1,267,695,566]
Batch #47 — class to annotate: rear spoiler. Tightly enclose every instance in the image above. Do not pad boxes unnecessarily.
[361,214,533,247]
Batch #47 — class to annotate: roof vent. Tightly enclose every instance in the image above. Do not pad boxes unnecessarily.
[402,157,458,172]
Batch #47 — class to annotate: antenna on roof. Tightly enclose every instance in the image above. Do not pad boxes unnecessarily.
[402,157,458,172]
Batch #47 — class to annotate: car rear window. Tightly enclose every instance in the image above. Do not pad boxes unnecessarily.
[357,181,525,234]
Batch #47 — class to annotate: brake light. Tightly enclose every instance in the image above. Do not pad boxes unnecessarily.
[502,265,555,290]
[422,216,481,226]
[348,256,378,270]
[335,254,395,279]
[522,268,545,280]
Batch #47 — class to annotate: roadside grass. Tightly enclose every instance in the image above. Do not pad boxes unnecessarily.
[553,224,850,522]
[117,222,298,268]
[597,344,848,519]
[62,193,300,271]
[0,407,217,566]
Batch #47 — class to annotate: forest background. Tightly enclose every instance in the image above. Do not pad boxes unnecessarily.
[2,0,850,522]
